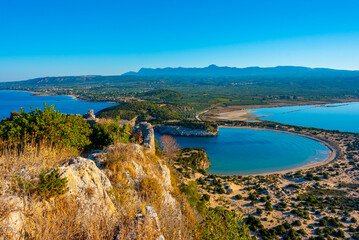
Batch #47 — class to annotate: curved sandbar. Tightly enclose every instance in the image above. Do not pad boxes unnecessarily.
[219,125,339,176]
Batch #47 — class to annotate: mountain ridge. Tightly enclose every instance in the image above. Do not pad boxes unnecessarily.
[122,64,359,78]
[1,65,359,86]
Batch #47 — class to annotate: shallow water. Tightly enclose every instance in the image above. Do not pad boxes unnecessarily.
[0,90,115,119]
[157,128,329,175]
[250,102,359,133]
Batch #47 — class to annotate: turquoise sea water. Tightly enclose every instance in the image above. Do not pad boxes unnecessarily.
[0,90,333,175]
[157,128,329,175]
[250,102,359,133]
[0,90,115,119]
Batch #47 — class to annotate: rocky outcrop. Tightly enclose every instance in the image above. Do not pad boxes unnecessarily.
[178,148,211,172]
[1,141,189,239]
[0,196,24,239]
[58,157,115,213]
[114,206,164,240]
[83,109,96,120]
[155,125,218,137]
[133,122,156,153]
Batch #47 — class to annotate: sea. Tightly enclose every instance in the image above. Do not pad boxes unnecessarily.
[0,90,115,119]
[250,102,359,133]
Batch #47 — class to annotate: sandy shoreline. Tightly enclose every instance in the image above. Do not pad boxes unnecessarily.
[217,125,339,176]
[203,99,359,122]
[214,109,256,121]
[11,89,115,104]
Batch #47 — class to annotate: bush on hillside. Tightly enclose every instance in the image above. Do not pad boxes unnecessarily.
[0,104,91,149]
[163,120,218,133]
[180,181,208,214]
[13,168,69,198]
[97,101,180,121]
[90,120,132,148]
[196,207,250,239]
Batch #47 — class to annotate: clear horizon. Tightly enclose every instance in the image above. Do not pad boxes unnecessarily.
[1,0,359,82]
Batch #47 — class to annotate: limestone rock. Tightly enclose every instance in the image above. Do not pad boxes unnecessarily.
[159,163,172,189]
[133,122,156,153]
[83,109,96,120]
[0,196,24,240]
[58,157,115,212]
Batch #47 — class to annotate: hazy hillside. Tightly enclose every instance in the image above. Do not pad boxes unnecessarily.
[2,65,359,88]
[123,65,359,78]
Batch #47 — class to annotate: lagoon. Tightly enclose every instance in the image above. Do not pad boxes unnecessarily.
[0,90,115,119]
[0,90,333,175]
[250,102,359,133]
[158,128,330,175]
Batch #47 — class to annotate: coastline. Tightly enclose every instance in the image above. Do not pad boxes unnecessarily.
[217,125,339,176]
[0,89,117,104]
[203,99,359,122]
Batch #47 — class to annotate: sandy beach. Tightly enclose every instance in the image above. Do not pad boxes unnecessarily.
[202,99,359,122]
[214,109,256,121]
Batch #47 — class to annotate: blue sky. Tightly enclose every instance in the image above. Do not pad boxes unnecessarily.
[1,0,359,81]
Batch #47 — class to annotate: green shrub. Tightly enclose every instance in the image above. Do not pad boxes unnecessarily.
[265,201,273,212]
[202,194,210,201]
[90,121,132,148]
[234,194,243,200]
[292,220,301,226]
[246,214,263,231]
[197,207,250,239]
[0,104,91,149]
[13,168,68,198]
[180,181,207,214]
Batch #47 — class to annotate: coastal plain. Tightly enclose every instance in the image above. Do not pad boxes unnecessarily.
[179,122,359,239]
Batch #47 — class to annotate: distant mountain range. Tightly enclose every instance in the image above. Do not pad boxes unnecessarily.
[2,65,359,88]
[123,65,359,78]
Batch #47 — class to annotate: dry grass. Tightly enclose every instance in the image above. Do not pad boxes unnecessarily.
[0,140,198,239]
[0,140,77,182]
[23,196,116,239]
[104,142,198,239]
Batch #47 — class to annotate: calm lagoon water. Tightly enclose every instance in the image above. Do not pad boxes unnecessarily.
[250,102,359,133]
[157,128,329,175]
[0,90,333,175]
[0,90,115,119]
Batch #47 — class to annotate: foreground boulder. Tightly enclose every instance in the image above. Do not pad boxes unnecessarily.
[58,157,115,212]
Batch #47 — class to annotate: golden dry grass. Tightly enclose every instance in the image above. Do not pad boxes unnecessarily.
[0,140,197,239]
